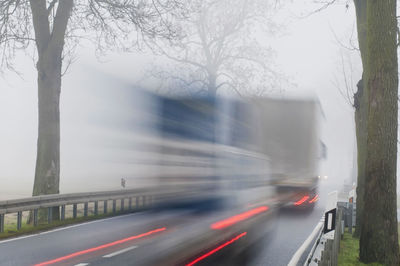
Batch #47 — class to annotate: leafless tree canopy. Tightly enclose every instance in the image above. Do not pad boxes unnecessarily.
[146,0,285,96]
[0,0,186,214]
[0,0,182,73]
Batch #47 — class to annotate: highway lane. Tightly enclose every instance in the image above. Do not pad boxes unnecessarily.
[0,199,325,266]
[251,203,325,265]
[0,206,272,266]
[0,211,188,266]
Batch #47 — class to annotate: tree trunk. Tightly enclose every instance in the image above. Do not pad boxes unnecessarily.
[28,0,74,223]
[353,0,367,238]
[354,0,367,65]
[359,0,399,264]
[353,78,366,238]
[31,51,62,221]
[208,71,217,96]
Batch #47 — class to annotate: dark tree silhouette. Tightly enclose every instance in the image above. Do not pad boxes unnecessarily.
[0,0,180,221]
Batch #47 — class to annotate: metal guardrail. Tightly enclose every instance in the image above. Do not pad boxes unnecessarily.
[304,219,324,265]
[305,201,353,266]
[0,188,158,233]
[318,207,343,266]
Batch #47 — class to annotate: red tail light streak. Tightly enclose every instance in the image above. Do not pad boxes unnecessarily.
[34,227,166,266]
[186,232,247,266]
[294,196,310,206]
[210,206,269,230]
[309,195,319,203]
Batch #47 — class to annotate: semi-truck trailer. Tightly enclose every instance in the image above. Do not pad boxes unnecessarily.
[254,97,325,209]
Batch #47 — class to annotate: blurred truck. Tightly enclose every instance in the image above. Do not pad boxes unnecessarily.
[153,96,272,211]
[254,97,326,209]
[80,74,325,263]
[140,96,326,265]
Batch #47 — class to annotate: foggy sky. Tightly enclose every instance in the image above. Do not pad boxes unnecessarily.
[0,2,360,199]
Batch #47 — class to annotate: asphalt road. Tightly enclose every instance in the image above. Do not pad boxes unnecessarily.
[0,201,325,266]
[251,203,325,266]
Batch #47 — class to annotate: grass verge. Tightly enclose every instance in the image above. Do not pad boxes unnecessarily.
[338,231,383,266]
[338,224,400,266]
[0,212,126,240]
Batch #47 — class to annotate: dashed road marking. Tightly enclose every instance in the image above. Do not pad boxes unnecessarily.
[103,245,138,258]
[74,263,89,266]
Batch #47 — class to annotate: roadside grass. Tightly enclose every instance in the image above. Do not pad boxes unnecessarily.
[0,199,140,240]
[0,211,127,240]
[338,223,400,266]
[0,214,110,240]
[338,231,383,266]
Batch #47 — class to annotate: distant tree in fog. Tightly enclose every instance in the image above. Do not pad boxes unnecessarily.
[0,0,180,221]
[146,0,285,96]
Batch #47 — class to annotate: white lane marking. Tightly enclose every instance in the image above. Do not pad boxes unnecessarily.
[103,245,138,258]
[0,212,142,245]
[74,263,89,266]
[287,219,324,266]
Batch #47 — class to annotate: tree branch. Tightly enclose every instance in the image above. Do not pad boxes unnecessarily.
[46,0,58,16]
[29,0,51,53]
[49,0,73,55]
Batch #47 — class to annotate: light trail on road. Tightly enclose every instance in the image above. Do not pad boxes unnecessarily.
[34,227,166,266]
[186,232,247,266]
[211,206,269,230]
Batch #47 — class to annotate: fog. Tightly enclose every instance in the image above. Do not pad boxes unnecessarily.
[0,2,358,200]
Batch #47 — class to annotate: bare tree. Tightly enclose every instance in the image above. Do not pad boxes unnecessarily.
[317,0,400,243]
[316,1,400,263]
[357,1,399,264]
[0,0,179,221]
[145,0,285,96]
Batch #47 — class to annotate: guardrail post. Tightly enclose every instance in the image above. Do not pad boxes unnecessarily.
[349,203,353,234]
[47,207,52,224]
[0,214,4,233]
[319,250,323,265]
[17,211,22,230]
[94,201,98,215]
[73,204,77,218]
[338,208,343,253]
[84,203,88,217]
[341,220,344,239]
[33,209,38,226]
[104,201,108,214]
[326,240,332,265]
[61,205,65,221]
[113,200,116,214]
[129,197,132,210]
[121,199,124,211]
[136,197,139,209]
